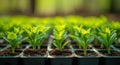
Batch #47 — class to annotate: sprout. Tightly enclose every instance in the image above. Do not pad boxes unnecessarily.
[70,26,94,56]
[4,31,27,54]
[24,25,50,50]
[53,25,69,51]
[98,27,117,54]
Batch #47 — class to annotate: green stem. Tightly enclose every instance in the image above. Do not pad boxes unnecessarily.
[37,45,41,49]
[37,42,42,49]
[33,45,36,50]
[59,47,62,51]
[11,48,15,54]
[94,38,98,45]
[84,47,87,56]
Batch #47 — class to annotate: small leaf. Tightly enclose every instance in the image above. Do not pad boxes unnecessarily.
[16,35,22,41]
[20,37,28,42]
[62,41,69,49]
[3,37,11,43]
[109,32,117,45]
[86,36,94,44]
[7,32,17,40]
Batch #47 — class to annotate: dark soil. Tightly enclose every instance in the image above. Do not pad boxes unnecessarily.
[24,48,47,56]
[100,51,120,56]
[75,51,98,56]
[49,49,72,56]
[0,49,22,56]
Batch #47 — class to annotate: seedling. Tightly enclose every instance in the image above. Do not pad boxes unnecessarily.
[98,27,117,54]
[3,31,26,54]
[24,25,50,50]
[110,22,120,45]
[70,26,94,56]
[53,25,69,51]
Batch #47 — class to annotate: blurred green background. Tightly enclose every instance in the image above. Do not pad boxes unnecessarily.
[0,0,120,18]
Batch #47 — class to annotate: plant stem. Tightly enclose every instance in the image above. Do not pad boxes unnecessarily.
[108,47,111,54]
[33,45,36,50]
[59,48,62,51]
[94,38,98,45]
[37,46,41,49]
[12,48,15,54]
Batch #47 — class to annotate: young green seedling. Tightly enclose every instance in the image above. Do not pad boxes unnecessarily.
[110,22,120,45]
[3,31,26,54]
[70,26,94,56]
[24,25,50,50]
[98,27,117,54]
[71,25,83,48]
[53,25,69,51]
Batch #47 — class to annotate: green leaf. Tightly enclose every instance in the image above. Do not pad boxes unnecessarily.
[109,32,117,45]
[7,32,17,40]
[16,35,22,41]
[86,36,94,44]
[20,37,28,42]
[53,40,58,48]
[97,36,106,45]
[62,41,69,49]
[0,32,4,38]
[3,37,11,43]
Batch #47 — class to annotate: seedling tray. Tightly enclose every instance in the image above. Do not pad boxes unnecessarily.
[0,38,120,65]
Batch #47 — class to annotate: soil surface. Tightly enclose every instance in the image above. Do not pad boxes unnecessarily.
[75,51,98,56]
[0,49,22,56]
[49,49,72,56]
[100,51,120,56]
[24,48,47,56]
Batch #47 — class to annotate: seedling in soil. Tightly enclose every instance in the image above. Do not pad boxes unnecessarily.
[3,31,26,54]
[98,27,117,54]
[53,25,69,51]
[70,26,94,56]
[24,25,50,50]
